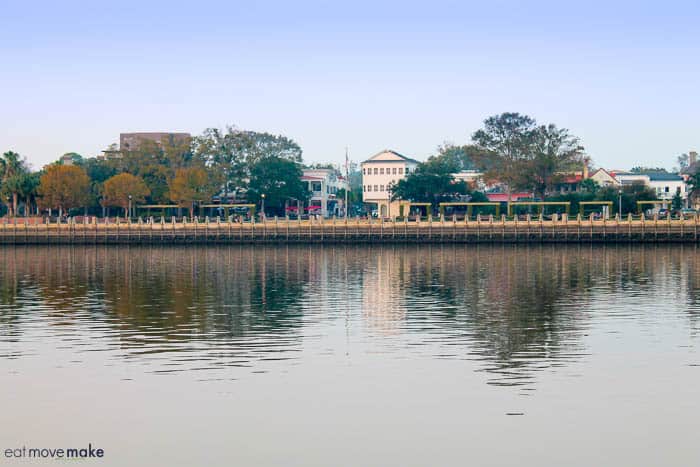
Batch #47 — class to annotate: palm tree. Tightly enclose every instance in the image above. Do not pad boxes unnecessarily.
[0,151,28,216]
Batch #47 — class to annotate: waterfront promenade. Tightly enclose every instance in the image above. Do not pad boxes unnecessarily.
[1,214,700,244]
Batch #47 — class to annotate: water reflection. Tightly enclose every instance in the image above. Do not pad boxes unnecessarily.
[1,244,699,385]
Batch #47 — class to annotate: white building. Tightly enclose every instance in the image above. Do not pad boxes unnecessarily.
[453,170,486,190]
[361,150,419,217]
[301,168,349,217]
[615,172,688,204]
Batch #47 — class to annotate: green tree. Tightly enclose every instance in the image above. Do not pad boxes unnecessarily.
[424,144,487,173]
[471,113,538,200]
[672,189,683,210]
[194,126,303,199]
[526,123,585,199]
[0,151,29,216]
[630,166,668,173]
[247,157,308,216]
[471,113,586,200]
[579,178,600,194]
[391,163,469,206]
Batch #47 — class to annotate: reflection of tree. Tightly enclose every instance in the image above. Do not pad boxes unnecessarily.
[0,246,310,368]
[3,243,700,379]
[368,244,689,386]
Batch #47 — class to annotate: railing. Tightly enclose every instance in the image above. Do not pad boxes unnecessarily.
[0,213,698,244]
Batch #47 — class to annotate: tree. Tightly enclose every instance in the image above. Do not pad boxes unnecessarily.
[596,183,656,215]
[579,178,600,194]
[471,113,538,200]
[113,138,194,203]
[471,113,586,200]
[102,173,151,216]
[672,189,683,210]
[687,169,700,205]
[424,144,487,173]
[0,151,29,216]
[37,164,91,215]
[247,157,308,216]
[526,124,585,199]
[16,172,40,216]
[391,162,469,206]
[630,166,668,173]
[194,126,303,199]
[677,153,690,172]
[168,167,216,217]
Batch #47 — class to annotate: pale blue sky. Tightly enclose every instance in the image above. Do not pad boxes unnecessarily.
[1,0,699,170]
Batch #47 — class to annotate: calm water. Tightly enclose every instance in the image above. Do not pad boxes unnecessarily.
[1,244,699,466]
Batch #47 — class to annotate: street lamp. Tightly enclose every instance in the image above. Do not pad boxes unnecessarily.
[618,189,622,217]
[261,193,266,219]
[128,195,132,219]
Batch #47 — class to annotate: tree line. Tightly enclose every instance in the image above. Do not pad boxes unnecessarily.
[0,126,311,218]
[392,112,690,214]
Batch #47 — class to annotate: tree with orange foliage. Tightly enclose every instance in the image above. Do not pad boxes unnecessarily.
[37,164,91,216]
[102,173,150,217]
[168,167,216,217]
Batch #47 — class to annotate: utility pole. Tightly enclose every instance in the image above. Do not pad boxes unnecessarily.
[345,146,349,218]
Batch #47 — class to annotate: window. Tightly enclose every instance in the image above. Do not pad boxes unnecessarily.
[392,167,397,175]
[398,168,403,175]
[380,168,384,175]
[311,182,322,192]
[665,186,670,193]
[363,185,366,192]
[374,185,378,192]
[405,167,410,174]
[373,168,378,175]
[362,168,365,175]
[380,185,384,191]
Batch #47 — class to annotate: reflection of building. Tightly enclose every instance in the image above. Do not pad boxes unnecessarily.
[361,248,407,335]
[361,150,419,217]
[301,168,349,217]
[119,132,191,151]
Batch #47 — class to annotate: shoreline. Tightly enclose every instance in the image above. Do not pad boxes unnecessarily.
[1,217,699,244]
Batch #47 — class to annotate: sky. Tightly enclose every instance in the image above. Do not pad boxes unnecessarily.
[1,0,699,170]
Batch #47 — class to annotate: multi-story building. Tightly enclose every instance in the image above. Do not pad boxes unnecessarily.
[361,149,419,217]
[119,132,191,151]
[615,172,688,204]
[301,168,349,217]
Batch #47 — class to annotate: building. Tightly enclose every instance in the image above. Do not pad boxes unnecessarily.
[453,170,486,190]
[589,168,619,187]
[119,132,191,151]
[361,150,419,217]
[301,168,349,217]
[615,172,688,204]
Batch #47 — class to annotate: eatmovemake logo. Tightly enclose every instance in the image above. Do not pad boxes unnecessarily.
[4,444,104,460]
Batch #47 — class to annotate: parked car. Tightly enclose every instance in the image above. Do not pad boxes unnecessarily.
[680,208,697,217]
[658,208,669,217]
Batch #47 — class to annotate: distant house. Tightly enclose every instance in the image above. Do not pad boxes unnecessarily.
[589,168,619,187]
[554,173,584,193]
[301,168,349,217]
[615,172,688,204]
[453,170,486,190]
[361,149,419,217]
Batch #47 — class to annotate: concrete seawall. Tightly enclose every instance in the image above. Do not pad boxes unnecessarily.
[1,216,700,244]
